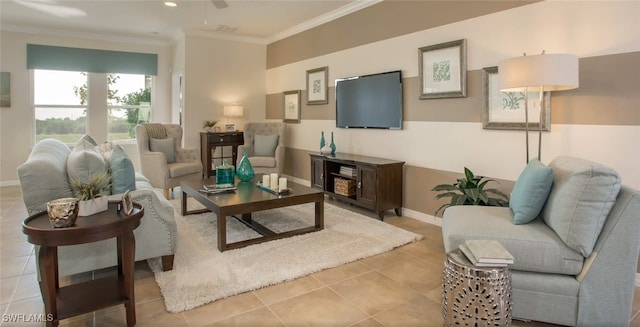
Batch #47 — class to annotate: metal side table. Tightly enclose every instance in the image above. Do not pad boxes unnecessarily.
[442,248,512,326]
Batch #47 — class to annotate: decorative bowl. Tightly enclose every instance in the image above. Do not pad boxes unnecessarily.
[46,198,80,228]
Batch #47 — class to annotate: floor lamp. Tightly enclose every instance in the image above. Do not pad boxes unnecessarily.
[498,52,579,163]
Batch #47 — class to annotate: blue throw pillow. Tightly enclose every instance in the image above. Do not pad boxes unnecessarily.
[254,134,279,157]
[150,138,175,163]
[109,145,136,194]
[510,159,554,224]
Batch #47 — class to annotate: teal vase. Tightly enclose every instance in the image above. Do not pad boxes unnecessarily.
[320,131,326,152]
[330,132,336,155]
[216,160,234,185]
[236,150,254,182]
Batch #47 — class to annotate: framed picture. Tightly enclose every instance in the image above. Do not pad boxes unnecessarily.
[283,90,301,123]
[418,39,467,99]
[482,66,550,131]
[306,66,328,105]
[0,72,10,108]
[121,190,133,215]
[225,124,236,132]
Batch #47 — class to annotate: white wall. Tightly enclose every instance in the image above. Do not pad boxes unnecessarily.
[0,30,173,185]
[267,1,640,189]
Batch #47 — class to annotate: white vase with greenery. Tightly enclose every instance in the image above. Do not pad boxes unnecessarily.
[70,172,111,217]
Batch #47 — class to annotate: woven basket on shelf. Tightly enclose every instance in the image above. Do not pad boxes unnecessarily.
[334,177,356,196]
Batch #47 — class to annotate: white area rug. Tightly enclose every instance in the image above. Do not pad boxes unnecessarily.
[148,199,423,313]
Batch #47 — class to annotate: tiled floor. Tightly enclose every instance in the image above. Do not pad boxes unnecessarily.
[1,185,639,326]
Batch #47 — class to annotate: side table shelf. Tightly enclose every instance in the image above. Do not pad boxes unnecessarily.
[22,201,144,327]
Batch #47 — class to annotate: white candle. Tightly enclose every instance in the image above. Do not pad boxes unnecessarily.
[270,173,278,190]
[279,177,287,191]
[262,175,270,188]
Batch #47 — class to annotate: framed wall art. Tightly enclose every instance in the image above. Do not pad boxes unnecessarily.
[482,66,550,131]
[283,90,301,123]
[306,66,328,105]
[0,72,10,108]
[418,39,467,99]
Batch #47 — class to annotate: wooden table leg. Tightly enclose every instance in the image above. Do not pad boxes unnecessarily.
[218,209,227,252]
[315,197,324,229]
[118,231,137,327]
[38,246,59,327]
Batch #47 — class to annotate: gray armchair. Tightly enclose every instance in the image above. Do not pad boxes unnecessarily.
[135,124,202,199]
[237,122,286,175]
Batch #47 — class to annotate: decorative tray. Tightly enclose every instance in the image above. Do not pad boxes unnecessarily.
[256,182,291,195]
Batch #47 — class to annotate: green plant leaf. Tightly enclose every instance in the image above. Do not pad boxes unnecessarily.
[431,184,459,192]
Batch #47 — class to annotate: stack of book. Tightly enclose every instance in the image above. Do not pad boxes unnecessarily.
[459,239,514,267]
[339,166,356,178]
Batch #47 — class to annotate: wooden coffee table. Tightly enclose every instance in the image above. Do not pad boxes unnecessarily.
[181,178,324,252]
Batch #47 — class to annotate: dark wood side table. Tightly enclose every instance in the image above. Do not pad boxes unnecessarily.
[200,131,244,178]
[22,202,144,327]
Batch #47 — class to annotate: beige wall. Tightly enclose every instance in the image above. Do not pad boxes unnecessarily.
[266,1,640,223]
[181,35,267,149]
[0,30,172,185]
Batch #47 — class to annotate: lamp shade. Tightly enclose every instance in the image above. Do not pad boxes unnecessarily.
[223,105,243,117]
[498,53,579,92]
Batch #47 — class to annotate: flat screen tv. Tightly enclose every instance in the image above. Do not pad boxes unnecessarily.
[335,70,403,129]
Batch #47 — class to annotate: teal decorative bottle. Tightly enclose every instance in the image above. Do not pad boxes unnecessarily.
[330,132,336,155]
[320,131,326,152]
[236,150,254,182]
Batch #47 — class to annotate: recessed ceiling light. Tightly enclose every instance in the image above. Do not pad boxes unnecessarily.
[164,2,178,7]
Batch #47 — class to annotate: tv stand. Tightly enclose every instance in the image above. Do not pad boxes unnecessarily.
[310,153,404,220]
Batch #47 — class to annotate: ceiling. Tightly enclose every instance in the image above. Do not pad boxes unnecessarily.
[0,0,374,44]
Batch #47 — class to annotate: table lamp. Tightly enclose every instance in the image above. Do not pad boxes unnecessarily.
[223,104,243,131]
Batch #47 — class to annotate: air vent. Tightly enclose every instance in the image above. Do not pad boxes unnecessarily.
[216,25,237,33]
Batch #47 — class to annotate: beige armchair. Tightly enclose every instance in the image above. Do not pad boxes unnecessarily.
[236,122,286,175]
[135,124,202,199]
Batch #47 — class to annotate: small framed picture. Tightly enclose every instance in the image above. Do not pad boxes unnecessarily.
[306,66,328,105]
[122,190,133,215]
[283,90,301,123]
[418,39,467,99]
[225,124,236,132]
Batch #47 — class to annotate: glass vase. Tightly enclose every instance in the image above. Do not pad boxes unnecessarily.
[216,160,235,185]
[320,131,326,152]
[330,132,336,155]
[236,150,255,182]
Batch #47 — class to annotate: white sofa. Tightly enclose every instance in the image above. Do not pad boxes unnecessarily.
[18,138,176,276]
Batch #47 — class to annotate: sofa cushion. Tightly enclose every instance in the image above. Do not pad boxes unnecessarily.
[254,134,279,156]
[67,139,108,186]
[541,156,621,257]
[77,134,98,146]
[96,142,114,160]
[109,145,136,194]
[150,137,175,163]
[510,159,554,224]
[442,206,584,275]
[17,139,73,214]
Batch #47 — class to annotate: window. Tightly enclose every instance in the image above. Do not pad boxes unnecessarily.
[34,70,88,143]
[33,70,152,143]
[107,73,152,141]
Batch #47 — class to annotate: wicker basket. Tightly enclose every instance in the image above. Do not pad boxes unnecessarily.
[334,177,356,196]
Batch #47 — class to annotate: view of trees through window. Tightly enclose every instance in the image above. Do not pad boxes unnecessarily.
[34,70,152,143]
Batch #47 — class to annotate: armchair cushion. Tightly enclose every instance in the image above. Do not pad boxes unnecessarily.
[150,138,176,163]
[254,134,279,156]
[541,156,621,257]
[510,159,554,224]
[67,139,108,184]
[109,145,136,194]
[168,162,202,178]
[249,157,276,168]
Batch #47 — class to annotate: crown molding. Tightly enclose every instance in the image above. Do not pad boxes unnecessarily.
[266,0,382,44]
[182,29,267,45]
[0,23,172,47]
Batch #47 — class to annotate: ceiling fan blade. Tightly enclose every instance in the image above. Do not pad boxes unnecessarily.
[211,0,229,9]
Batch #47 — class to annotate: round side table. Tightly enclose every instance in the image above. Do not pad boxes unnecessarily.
[22,201,143,327]
[442,248,512,327]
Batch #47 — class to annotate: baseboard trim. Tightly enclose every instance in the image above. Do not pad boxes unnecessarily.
[401,208,442,227]
[0,180,20,187]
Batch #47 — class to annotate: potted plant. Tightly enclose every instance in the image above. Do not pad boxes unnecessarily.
[432,167,509,217]
[69,171,111,216]
[202,120,218,132]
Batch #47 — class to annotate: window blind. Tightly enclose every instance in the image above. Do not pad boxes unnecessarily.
[27,44,158,75]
